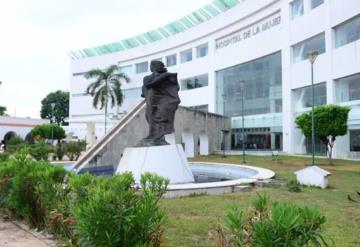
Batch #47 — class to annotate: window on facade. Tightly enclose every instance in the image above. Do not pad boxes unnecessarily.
[180,74,208,91]
[189,104,209,112]
[293,82,327,111]
[305,137,327,155]
[151,58,162,62]
[180,49,192,63]
[119,65,133,76]
[350,130,360,151]
[310,0,324,9]
[135,61,148,74]
[166,54,177,67]
[196,43,208,58]
[123,87,142,99]
[216,52,282,116]
[72,93,87,97]
[291,0,304,19]
[334,15,360,48]
[335,73,360,102]
[292,33,325,63]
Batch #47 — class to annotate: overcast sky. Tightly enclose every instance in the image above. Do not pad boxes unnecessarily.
[0,0,209,118]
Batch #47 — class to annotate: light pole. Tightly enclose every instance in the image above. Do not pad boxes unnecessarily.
[222,93,227,157]
[51,103,56,145]
[308,51,319,166]
[240,80,246,164]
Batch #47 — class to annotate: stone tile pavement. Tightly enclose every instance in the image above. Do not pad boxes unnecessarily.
[0,219,49,247]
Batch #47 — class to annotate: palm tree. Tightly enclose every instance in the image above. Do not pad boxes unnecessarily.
[84,65,130,135]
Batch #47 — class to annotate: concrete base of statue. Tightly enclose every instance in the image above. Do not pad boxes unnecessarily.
[116,144,195,184]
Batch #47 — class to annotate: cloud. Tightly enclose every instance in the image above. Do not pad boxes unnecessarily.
[0,0,210,118]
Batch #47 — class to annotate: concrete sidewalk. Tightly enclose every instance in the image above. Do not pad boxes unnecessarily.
[0,219,49,247]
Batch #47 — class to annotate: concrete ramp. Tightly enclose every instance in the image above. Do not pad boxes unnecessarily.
[72,100,146,171]
[73,101,230,171]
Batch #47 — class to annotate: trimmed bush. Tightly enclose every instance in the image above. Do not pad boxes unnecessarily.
[54,145,65,161]
[29,141,53,161]
[5,135,25,153]
[64,141,86,161]
[31,123,66,141]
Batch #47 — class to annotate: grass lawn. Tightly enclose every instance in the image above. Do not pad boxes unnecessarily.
[161,155,360,247]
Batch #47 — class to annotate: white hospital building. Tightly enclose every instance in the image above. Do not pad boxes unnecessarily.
[68,0,360,159]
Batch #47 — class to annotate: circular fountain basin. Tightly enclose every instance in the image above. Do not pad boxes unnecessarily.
[164,162,274,198]
[54,161,274,198]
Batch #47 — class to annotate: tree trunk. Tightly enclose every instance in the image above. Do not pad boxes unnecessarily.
[104,104,107,135]
[327,136,335,165]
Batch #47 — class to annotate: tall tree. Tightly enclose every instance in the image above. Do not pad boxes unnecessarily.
[0,105,7,116]
[85,65,130,134]
[40,90,69,125]
[295,105,350,164]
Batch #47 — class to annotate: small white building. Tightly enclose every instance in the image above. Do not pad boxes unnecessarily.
[0,116,49,142]
[294,166,331,189]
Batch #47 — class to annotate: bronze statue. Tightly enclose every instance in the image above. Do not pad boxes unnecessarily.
[137,61,180,146]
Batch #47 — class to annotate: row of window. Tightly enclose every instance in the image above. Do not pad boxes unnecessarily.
[291,0,324,19]
[292,14,360,63]
[293,72,360,111]
[180,74,208,91]
[74,14,360,78]
[305,129,360,155]
[119,43,209,75]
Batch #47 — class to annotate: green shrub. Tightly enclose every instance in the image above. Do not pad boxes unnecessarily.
[288,178,302,192]
[29,141,53,161]
[0,150,68,228]
[54,145,65,161]
[72,172,169,247]
[0,150,169,247]
[6,135,25,154]
[213,193,329,247]
[0,152,9,162]
[31,123,66,141]
[64,141,86,161]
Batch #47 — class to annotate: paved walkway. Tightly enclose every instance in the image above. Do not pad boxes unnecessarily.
[0,219,48,247]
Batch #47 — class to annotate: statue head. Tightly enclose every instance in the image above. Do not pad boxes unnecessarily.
[150,60,167,73]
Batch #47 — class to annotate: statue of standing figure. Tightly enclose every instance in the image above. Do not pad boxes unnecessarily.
[137,61,181,146]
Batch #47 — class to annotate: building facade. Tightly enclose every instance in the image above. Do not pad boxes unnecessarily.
[69,0,360,159]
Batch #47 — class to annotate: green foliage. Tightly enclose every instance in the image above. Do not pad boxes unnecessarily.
[5,135,26,153]
[54,145,65,161]
[29,141,53,161]
[0,150,68,228]
[0,153,9,162]
[0,105,7,116]
[72,173,169,247]
[85,65,130,110]
[40,90,69,125]
[0,148,169,246]
[288,178,302,192]
[214,193,329,247]
[64,141,86,161]
[31,123,66,141]
[295,105,350,140]
[295,105,350,163]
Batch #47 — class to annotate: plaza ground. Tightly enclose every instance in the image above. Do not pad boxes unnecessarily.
[162,155,360,247]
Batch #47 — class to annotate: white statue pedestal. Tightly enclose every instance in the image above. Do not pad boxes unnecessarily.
[116,144,195,184]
